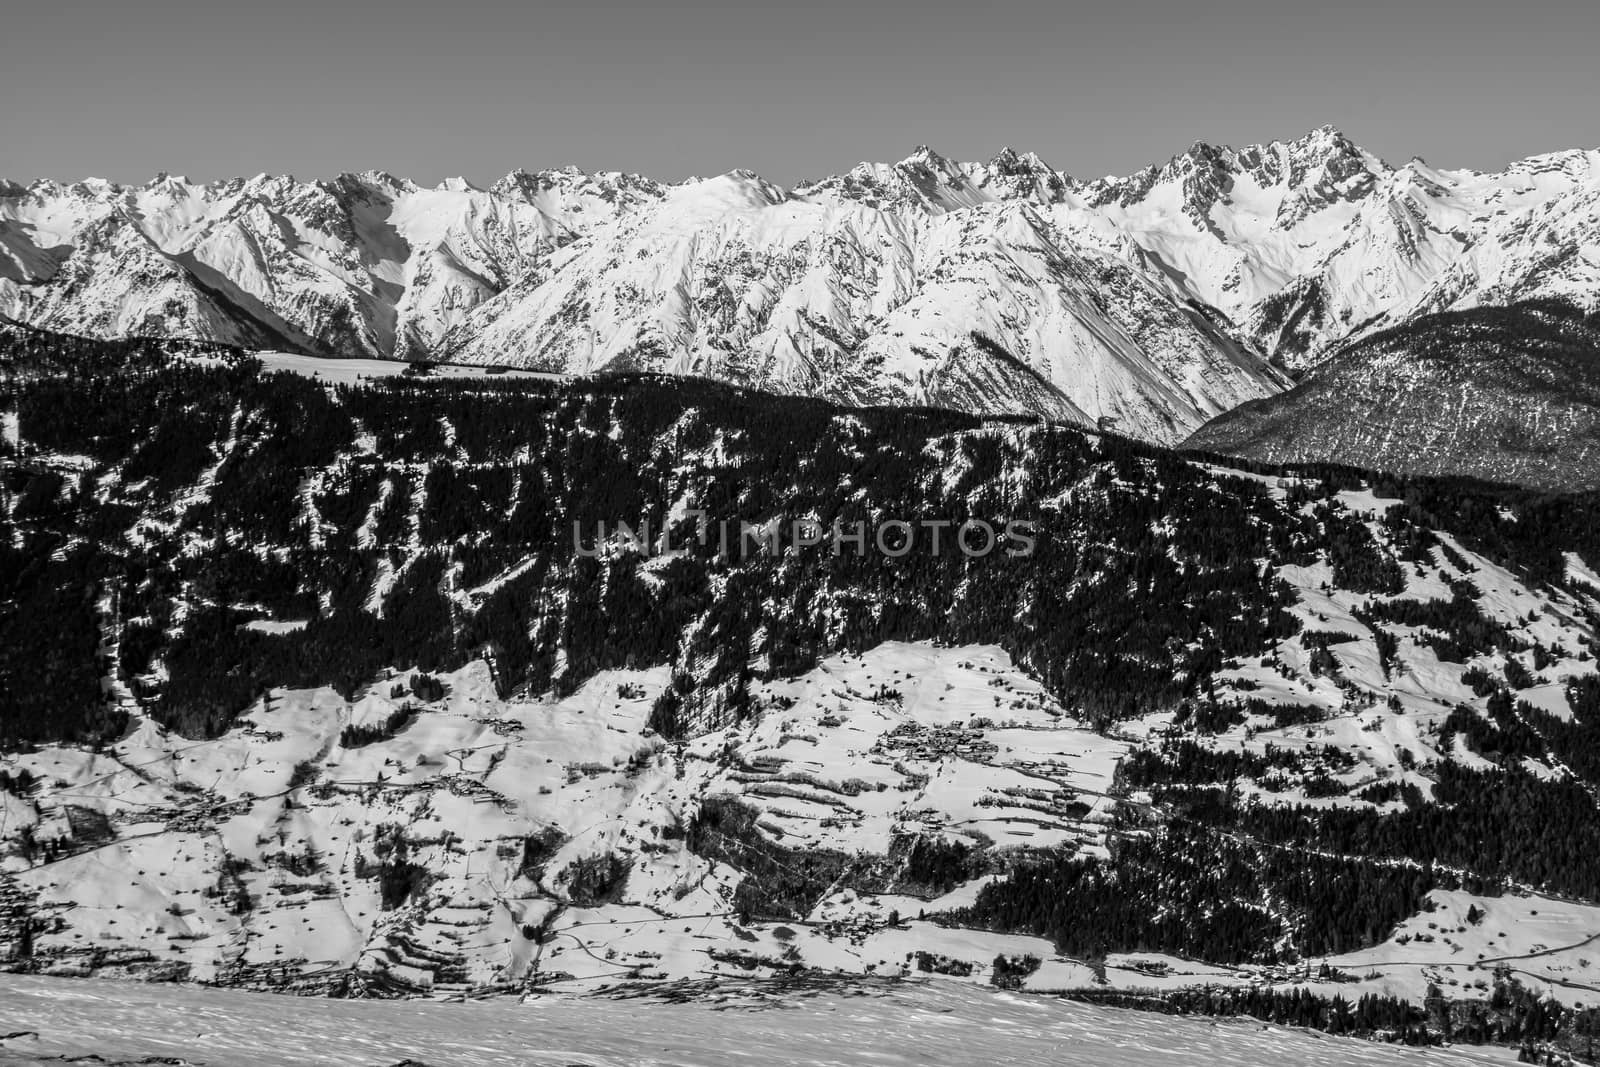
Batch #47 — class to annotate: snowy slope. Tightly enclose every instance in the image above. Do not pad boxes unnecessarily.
[1402,182,1600,321]
[439,165,1282,441]
[0,645,1126,993]
[1055,130,1600,371]
[0,168,655,360]
[0,972,1516,1067]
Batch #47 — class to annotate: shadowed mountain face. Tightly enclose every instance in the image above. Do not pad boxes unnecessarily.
[1183,302,1600,491]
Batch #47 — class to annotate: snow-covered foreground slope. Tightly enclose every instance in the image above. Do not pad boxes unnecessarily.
[0,979,1510,1067]
[0,972,1517,1067]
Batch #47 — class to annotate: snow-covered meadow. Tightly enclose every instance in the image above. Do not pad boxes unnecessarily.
[0,972,1520,1067]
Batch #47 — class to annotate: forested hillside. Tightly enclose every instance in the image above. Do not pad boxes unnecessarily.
[4,324,1600,1058]
[2,323,1314,746]
[1185,302,1600,490]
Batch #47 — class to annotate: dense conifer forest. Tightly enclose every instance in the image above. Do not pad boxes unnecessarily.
[2,323,1331,745]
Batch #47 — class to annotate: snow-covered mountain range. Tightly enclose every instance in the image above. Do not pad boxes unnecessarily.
[7,128,1599,444]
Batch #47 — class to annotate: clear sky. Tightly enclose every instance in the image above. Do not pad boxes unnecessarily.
[5,0,1599,186]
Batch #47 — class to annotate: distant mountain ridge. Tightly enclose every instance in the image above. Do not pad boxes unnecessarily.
[1183,301,1600,490]
[5,128,1600,443]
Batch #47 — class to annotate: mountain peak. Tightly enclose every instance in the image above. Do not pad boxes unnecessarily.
[491,166,576,195]
[976,147,1070,202]
[988,146,1052,172]
[143,172,195,193]
[325,169,410,194]
[1284,124,1367,163]
[899,145,960,172]
[1301,122,1352,143]
[1184,138,1230,161]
